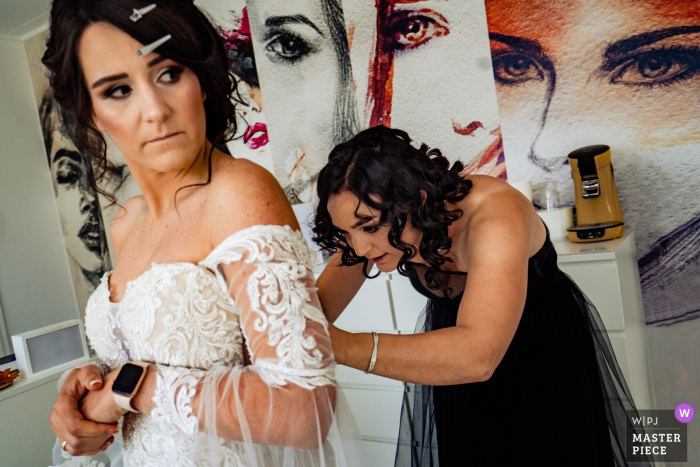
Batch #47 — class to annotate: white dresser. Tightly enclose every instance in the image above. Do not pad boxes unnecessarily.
[321,229,655,467]
[552,230,655,412]
[0,363,67,466]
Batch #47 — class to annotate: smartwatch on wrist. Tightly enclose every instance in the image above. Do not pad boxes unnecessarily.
[112,361,151,413]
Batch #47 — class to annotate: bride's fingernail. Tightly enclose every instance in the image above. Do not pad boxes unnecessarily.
[90,380,102,387]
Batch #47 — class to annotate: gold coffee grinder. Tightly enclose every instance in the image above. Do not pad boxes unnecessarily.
[566,145,624,242]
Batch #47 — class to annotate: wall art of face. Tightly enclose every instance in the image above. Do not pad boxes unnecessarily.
[220,7,275,174]
[485,0,700,323]
[343,0,506,178]
[246,0,359,202]
[485,0,700,203]
[40,94,110,280]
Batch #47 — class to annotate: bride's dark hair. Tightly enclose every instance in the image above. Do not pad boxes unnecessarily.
[313,125,472,291]
[42,0,237,203]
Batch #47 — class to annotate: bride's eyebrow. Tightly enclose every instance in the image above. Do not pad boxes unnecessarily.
[602,25,700,65]
[90,55,169,89]
[91,73,127,89]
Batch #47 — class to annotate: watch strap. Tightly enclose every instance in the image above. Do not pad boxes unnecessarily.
[114,392,138,412]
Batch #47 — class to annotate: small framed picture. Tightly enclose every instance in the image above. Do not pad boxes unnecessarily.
[12,319,90,379]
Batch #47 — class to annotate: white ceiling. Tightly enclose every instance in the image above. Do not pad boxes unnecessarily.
[0,0,51,39]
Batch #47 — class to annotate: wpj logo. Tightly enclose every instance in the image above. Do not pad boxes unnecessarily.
[626,409,690,462]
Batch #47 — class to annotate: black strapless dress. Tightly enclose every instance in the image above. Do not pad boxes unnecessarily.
[394,229,652,466]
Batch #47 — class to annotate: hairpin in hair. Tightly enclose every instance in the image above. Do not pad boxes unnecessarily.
[130,4,157,22]
[137,34,171,57]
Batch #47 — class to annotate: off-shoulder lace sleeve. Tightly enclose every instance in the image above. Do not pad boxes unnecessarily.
[200,224,335,389]
[147,225,355,464]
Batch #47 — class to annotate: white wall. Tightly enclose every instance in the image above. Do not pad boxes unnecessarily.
[0,37,79,349]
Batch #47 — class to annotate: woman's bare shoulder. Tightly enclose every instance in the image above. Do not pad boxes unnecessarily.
[463,175,533,218]
[457,175,545,259]
[110,195,148,259]
[204,158,299,246]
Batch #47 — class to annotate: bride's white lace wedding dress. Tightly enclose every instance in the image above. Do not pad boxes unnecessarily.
[52,225,363,467]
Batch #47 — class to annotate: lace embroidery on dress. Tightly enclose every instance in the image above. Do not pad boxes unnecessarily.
[200,224,335,390]
[84,274,129,368]
[151,365,205,435]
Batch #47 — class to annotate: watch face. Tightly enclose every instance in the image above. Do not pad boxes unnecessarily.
[112,363,144,395]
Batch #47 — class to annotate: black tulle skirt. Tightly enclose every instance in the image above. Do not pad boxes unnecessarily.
[394,266,653,466]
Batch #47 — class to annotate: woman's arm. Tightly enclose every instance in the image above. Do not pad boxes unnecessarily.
[333,191,538,386]
[315,253,368,323]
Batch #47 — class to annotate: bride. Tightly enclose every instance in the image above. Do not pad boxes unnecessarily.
[45,1,363,465]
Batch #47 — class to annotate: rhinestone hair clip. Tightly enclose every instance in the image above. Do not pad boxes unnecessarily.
[137,34,171,57]
[130,4,156,22]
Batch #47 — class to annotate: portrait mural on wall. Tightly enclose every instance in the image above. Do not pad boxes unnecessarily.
[482,0,700,326]
[38,90,112,318]
[239,0,507,203]
[341,0,507,180]
[242,0,360,203]
[203,0,275,173]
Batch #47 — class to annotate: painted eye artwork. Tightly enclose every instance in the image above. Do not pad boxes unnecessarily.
[265,32,315,64]
[610,46,700,88]
[492,52,545,86]
[54,152,83,187]
[386,9,450,52]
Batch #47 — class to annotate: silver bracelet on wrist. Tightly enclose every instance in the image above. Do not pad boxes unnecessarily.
[365,332,379,374]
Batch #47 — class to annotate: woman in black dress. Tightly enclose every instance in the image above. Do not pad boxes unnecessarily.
[313,126,651,466]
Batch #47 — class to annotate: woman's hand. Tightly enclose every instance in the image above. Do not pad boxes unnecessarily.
[80,367,128,424]
[49,365,120,456]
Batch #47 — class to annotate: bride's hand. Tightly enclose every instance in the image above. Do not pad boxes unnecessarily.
[49,365,119,456]
[80,368,128,424]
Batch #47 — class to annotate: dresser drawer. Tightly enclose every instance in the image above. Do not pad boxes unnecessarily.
[389,276,427,333]
[343,387,403,441]
[334,278,395,332]
[363,440,398,467]
[557,260,625,330]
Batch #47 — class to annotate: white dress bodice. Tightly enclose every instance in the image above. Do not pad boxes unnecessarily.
[79,225,336,467]
[88,262,244,372]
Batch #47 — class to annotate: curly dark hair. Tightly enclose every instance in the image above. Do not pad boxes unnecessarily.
[313,125,473,292]
[41,0,237,203]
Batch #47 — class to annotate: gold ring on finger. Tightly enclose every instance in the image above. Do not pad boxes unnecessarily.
[61,440,68,451]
